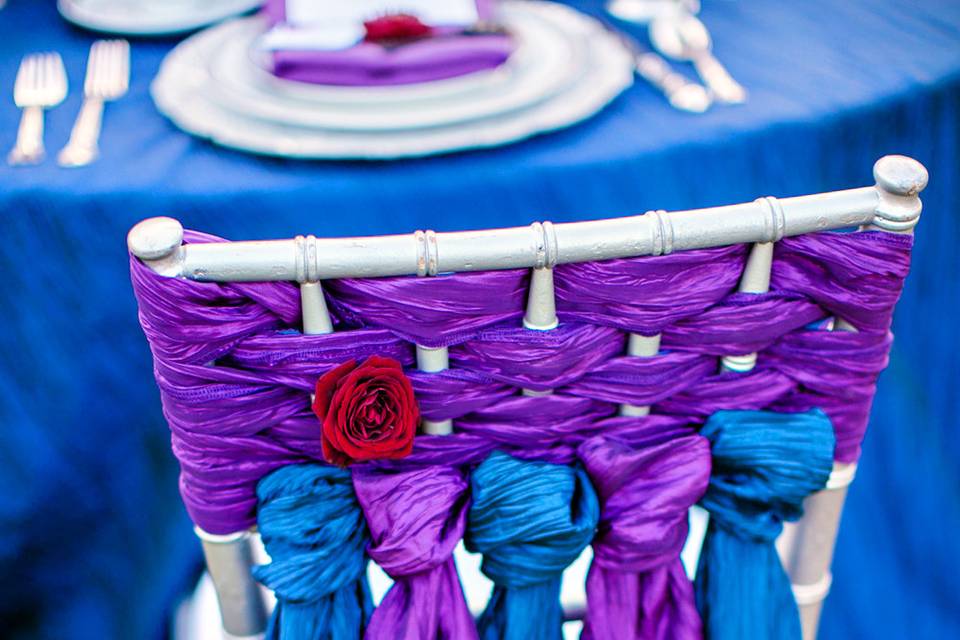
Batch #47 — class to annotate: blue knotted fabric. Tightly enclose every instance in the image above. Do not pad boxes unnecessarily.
[694,409,835,640]
[465,450,600,640]
[254,464,373,640]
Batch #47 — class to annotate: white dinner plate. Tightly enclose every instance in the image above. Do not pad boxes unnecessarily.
[58,0,263,36]
[151,1,634,159]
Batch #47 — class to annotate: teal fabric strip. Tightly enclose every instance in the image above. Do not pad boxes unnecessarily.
[466,450,600,640]
[254,465,373,639]
[695,409,835,639]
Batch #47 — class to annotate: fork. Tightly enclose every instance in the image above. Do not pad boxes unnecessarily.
[7,52,68,166]
[58,40,130,168]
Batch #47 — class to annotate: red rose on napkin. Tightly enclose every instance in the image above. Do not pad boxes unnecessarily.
[363,13,433,44]
[313,356,419,466]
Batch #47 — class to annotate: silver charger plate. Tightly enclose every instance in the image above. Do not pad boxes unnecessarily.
[151,1,634,159]
[58,0,263,36]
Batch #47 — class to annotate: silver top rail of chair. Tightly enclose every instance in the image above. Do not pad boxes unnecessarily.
[128,156,927,281]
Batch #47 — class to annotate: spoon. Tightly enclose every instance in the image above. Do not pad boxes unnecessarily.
[635,50,712,113]
[601,17,711,113]
[649,13,747,104]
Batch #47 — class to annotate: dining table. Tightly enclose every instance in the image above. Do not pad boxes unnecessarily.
[0,0,958,638]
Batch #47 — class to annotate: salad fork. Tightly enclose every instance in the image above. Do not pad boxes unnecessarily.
[58,39,130,168]
[8,52,68,166]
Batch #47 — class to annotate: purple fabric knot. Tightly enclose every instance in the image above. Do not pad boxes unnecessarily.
[352,464,478,640]
[579,421,710,640]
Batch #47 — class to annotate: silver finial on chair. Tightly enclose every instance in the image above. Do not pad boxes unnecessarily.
[871,155,928,233]
[127,216,184,276]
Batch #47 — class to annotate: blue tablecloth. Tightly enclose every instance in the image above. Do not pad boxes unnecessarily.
[1,1,958,638]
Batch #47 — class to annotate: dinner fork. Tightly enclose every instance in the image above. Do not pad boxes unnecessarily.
[7,52,68,166]
[58,40,130,168]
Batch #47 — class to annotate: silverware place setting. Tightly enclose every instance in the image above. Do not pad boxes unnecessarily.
[7,40,130,168]
[606,0,746,111]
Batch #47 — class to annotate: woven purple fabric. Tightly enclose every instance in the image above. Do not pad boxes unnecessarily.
[351,464,477,639]
[129,229,912,537]
[578,417,710,640]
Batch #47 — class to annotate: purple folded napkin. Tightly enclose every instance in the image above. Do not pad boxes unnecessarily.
[263,0,513,86]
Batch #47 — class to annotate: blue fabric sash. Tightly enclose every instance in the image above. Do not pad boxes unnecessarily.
[254,465,373,639]
[694,409,835,640]
[466,450,600,640]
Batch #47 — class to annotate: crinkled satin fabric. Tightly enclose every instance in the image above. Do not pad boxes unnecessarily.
[129,229,911,534]
[694,409,835,640]
[578,419,711,640]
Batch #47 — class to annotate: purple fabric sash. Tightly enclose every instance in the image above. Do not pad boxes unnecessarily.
[263,0,512,86]
[578,418,710,640]
[129,228,912,536]
[351,464,478,639]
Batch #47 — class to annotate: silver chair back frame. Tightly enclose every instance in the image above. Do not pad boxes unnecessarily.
[129,155,927,640]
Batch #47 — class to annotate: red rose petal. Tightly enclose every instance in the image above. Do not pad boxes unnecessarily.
[313,359,356,420]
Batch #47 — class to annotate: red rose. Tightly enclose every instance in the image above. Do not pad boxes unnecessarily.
[312,356,419,467]
[363,13,433,43]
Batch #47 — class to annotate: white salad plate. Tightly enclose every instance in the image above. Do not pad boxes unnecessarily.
[151,1,634,159]
[58,0,263,36]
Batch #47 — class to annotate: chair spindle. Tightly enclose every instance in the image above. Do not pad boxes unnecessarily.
[521,221,560,397]
[720,211,778,373]
[417,345,454,435]
[300,281,333,335]
[619,333,662,416]
[193,528,268,639]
